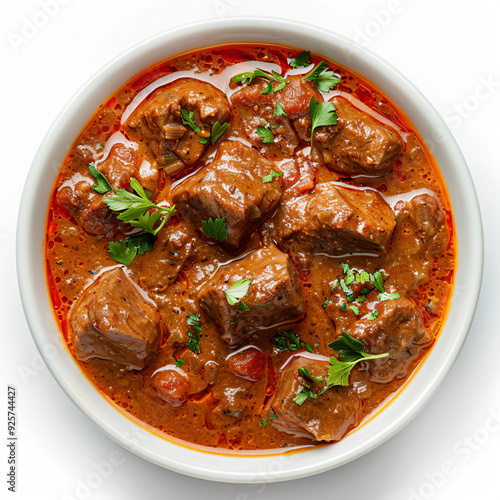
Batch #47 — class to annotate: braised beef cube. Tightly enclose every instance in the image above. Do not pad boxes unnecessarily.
[349,298,432,383]
[171,140,283,250]
[69,268,162,369]
[127,78,231,173]
[271,357,362,442]
[198,246,304,346]
[407,194,449,256]
[97,143,158,193]
[231,75,322,160]
[277,182,396,256]
[386,193,450,292]
[313,96,404,176]
[136,220,195,294]
[56,179,118,237]
[56,144,157,238]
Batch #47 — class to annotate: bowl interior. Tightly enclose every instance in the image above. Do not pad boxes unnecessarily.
[16,17,483,482]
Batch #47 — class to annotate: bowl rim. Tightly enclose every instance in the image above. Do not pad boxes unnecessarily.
[16,16,483,483]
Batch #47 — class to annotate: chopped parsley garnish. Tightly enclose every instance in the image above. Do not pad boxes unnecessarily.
[105,178,175,265]
[225,279,251,306]
[322,298,330,308]
[233,69,287,93]
[273,102,287,117]
[96,143,105,150]
[125,232,155,255]
[340,303,347,311]
[378,292,401,301]
[368,310,379,320]
[200,121,230,145]
[56,260,62,265]
[108,240,137,266]
[309,97,338,142]
[187,330,201,353]
[298,368,324,384]
[350,305,360,316]
[258,419,268,427]
[105,178,175,236]
[304,61,341,93]
[234,301,250,312]
[88,163,113,194]
[272,330,313,353]
[180,109,202,134]
[186,313,201,326]
[256,124,274,144]
[175,359,186,367]
[202,217,228,242]
[262,170,283,183]
[293,385,322,406]
[327,331,389,386]
[289,50,311,68]
[185,313,202,353]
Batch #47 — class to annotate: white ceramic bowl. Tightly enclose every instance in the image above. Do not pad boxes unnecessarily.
[17,17,483,482]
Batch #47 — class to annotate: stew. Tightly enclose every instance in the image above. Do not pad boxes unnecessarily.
[45,44,456,452]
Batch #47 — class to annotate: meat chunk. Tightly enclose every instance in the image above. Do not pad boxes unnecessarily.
[198,246,304,346]
[231,75,322,160]
[349,298,432,383]
[69,268,162,369]
[277,182,396,257]
[385,193,450,292]
[56,178,118,237]
[56,144,157,238]
[135,220,196,294]
[271,357,362,442]
[313,96,404,176]
[171,140,283,250]
[127,78,231,173]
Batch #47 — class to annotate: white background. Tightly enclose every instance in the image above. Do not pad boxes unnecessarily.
[2,0,498,499]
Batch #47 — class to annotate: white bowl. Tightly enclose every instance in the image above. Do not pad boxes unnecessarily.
[17,17,483,482]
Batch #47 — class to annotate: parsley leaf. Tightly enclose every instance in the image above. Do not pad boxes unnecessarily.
[125,232,155,255]
[273,102,287,117]
[263,170,283,183]
[322,298,330,308]
[186,313,201,327]
[187,330,200,353]
[370,270,385,293]
[261,82,274,95]
[210,121,230,143]
[180,109,201,134]
[368,310,379,320]
[233,69,286,92]
[233,69,273,85]
[293,385,323,406]
[107,240,137,266]
[56,260,62,265]
[327,331,389,386]
[258,419,268,427]
[89,163,113,194]
[304,61,341,93]
[289,50,311,68]
[202,217,228,241]
[175,359,186,367]
[309,97,338,142]
[105,178,175,236]
[225,279,251,306]
[350,305,360,316]
[298,368,324,384]
[234,301,250,312]
[378,292,401,301]
[272,330,313,353]
[256,125,274,144]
